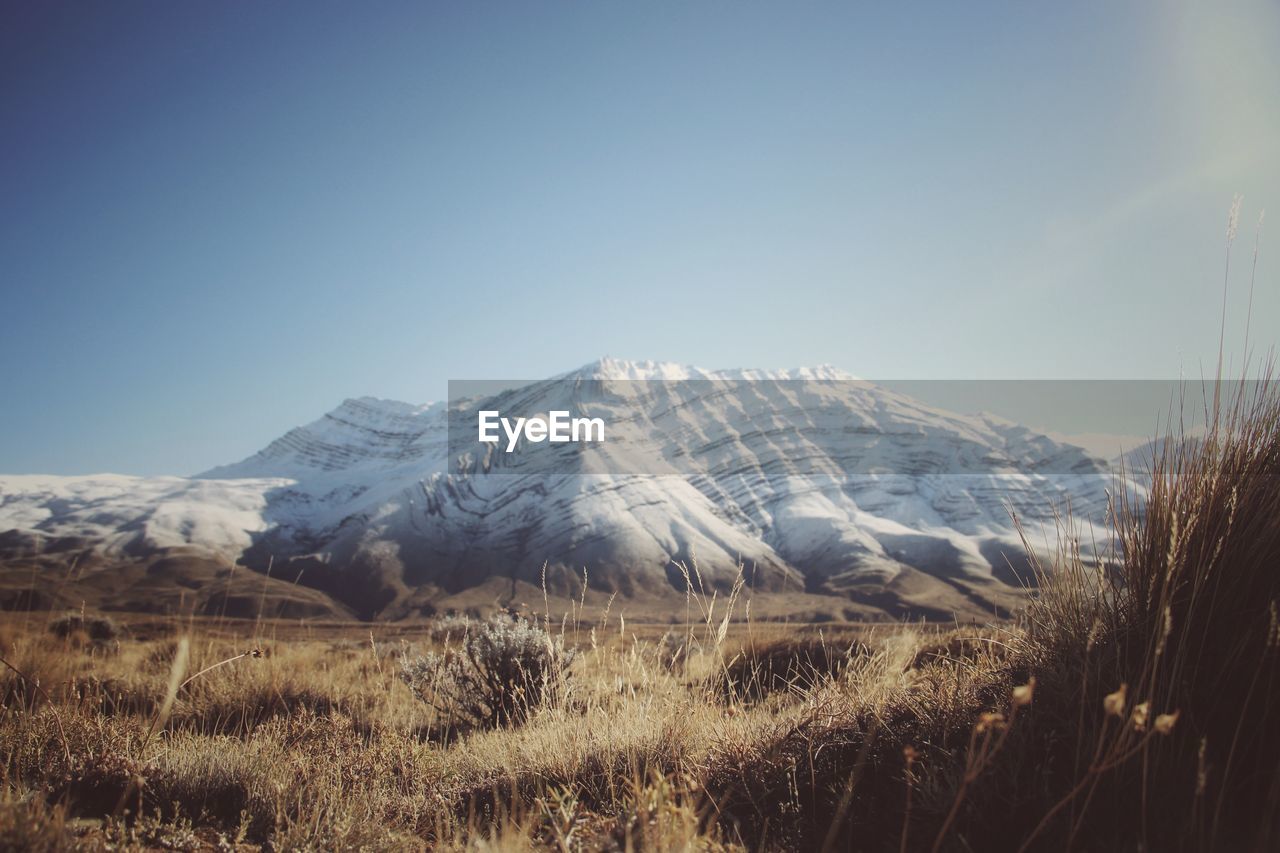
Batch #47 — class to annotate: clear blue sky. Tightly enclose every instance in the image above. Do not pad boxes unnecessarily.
[2,1,1278,475]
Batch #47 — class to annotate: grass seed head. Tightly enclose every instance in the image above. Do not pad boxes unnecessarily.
[1131,701,1150,732]
[1155,711,1181,736]
[1012,677,1035,707]
[1103,684,1128,718]
[976,711,1006,733]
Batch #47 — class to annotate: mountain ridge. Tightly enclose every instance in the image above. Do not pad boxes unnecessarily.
[0,359,1121,622]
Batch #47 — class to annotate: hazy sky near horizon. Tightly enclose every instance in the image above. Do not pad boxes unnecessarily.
[3,1,1279,475]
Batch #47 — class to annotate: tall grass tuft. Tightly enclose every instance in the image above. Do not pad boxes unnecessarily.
[1115,371,1280,844]
[1017,371,1280,849]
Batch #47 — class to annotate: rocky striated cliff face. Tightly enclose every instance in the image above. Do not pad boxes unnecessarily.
[0,359,1122,621]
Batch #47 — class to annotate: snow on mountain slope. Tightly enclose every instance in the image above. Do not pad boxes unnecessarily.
[0,474,286,555]
[0,360,1126,620]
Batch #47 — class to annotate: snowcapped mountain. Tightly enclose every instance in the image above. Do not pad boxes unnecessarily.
[0,359,1124,621]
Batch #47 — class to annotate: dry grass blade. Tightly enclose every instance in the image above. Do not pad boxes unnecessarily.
[140,635,190,750]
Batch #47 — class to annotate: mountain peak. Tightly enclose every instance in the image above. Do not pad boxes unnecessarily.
[562,357,859,382]
[560,358,710,381]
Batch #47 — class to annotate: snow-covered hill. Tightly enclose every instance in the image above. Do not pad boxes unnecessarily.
[0,359,1125,620]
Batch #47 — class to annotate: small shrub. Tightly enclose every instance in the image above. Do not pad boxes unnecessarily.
[171,682,337,736]
[399,614,575,731]
[715,637,867,701]
[425,612,475,643]
[907,629,1012,671]
[48,611,120,646]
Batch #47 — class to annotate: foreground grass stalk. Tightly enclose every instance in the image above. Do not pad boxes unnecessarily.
[931,698,1023,852]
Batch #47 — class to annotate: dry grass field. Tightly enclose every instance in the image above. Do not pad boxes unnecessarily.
[2,376,1277,851]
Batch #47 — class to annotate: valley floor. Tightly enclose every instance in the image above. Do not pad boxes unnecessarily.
[3,585,1274,851]
[1,608,1015,850]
